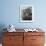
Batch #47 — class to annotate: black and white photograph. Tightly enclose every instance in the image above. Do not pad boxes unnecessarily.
[20,5,34,22]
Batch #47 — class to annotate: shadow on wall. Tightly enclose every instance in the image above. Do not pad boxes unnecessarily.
[0,24,7,43]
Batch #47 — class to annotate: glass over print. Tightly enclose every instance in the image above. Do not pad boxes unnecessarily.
[20,5,34,22]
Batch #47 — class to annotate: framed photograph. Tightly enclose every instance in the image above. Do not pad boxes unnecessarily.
[20,5,34,22]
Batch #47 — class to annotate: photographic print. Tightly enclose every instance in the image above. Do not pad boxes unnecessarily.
[20,5,34,22]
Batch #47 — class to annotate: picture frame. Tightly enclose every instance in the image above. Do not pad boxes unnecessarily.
[20,5,34,22]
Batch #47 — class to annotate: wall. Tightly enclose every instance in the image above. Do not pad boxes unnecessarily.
[0,0,46,29]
